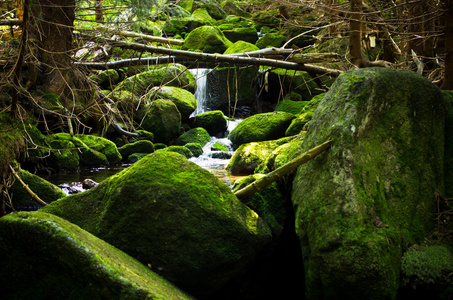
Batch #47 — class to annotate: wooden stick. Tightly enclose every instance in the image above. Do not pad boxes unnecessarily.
[9,165,48,206]
[96,26,184,46]
[234,139,333,201]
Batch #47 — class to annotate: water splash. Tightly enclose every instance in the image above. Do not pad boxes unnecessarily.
[190,68,211,117]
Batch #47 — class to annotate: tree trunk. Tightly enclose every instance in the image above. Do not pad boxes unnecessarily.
[349,0,366,67]
[442,0,453,90]
[29,0,75,97]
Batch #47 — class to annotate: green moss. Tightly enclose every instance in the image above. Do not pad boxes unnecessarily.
[0,211,194,299]
[76,134,122,164]
[138,99,181,144]
[41,151,272,296]
[0,112,26,173]
[255,32,286,49]
[191,8,216,23]
[184,143,203,157]
[182,26,232,53]
[275,99,309,115]
[224,40,259,54]
[118,140,155,160]
[189,110,228,136]
[212,141,229,152]
[401,245,453,290]
[228,111,296,149]
[175,127,211,147]
[149,86,197,121]
[157,145,194,158]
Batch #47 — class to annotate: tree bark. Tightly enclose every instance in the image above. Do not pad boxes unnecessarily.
[442,0,453,90]
[29,0,76,96]
[349,0,366,67]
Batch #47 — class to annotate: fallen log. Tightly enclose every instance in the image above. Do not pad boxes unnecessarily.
[96,26,184,46]
[9,165,48,207]
[75,39,343,76]
[234,138,333,201]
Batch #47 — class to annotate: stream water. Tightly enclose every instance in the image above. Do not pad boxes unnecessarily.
[41,68,243,195]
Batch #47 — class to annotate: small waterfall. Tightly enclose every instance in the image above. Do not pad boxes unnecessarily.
[190,68,211,117]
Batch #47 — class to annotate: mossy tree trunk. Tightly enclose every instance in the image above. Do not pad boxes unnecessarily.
[349,0,366,68]
[29,0,75,97]
[441,0,453,90]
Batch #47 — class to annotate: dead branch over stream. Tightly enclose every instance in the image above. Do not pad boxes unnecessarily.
[234,138,333,201]
[74,38,343,76]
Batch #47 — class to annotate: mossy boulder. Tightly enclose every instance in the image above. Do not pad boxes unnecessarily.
[0,113,26,174]
[137,99,181,144]
[10,169,66,210]
[149,86,197,122]
[224,40,259,55]
[226,139,283,175]
[157,145,194,158]
[275,99,309,115]
[192,0,227,20]
[175,127,211,147]
[221,26,258,44]
[182,26,232,53]
[255,32,286,49]
[113,64,196,96]
[0,212,194,299]
[89,69,120,90]
[191,7,216,23]
[291,68,445,299]
[222,1,251,18]
[118,140,155,161]
[51,133,109,167]
[188,110,228,136]
[232,174,287,239]
[76,134,122,165]
[255,134,305,174]
[228,112,296,149]
[285,112,312,136]
[46,136,80,172]
[41,151,272,298]
[183,142,204,157]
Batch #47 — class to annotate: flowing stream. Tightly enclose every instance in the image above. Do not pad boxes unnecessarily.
[42,68,242,195]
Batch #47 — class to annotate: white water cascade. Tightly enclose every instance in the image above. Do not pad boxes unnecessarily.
[189,68,211,117]
[189,68,243,186]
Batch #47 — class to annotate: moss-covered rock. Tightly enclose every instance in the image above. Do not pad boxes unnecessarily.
[157,145,194,158]
[291,68,445,299]
[41,151,272,298]
[0,113,26,174]
[46,137,80,172]
[10,169,66,210]
[182,26,232,53]
[0,211,194,299]
[255,133,305,174]
[183,142,204,157]
[224,40,259,55]
[226,139,283,175]
[255,32,286,49]
[285,112,312,136]
[191,7,216,24]
[113,64,196,96]
[51,133,109,167]
[275,99,309,115]
[221,26,258,44]
[175,127,211,147]
[149,86,197,122]
[233,174,287,238]
[228,112,296,149]
[89,69,120,90]
[76,134,122,165]
[192,0,227,20]
[118,140,155,161]
[137,99,181,144]
[188,110,228,136]
[222,1,251,18]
